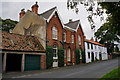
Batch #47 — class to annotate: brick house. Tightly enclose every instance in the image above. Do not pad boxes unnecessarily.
[12,2,85,68]
[39,7,64,67]
[4,2,108,71]
[1,31,46,73]
[64,19,85,65]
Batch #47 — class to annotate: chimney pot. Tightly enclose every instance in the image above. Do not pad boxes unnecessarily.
[31,2,39,14]
[69,19,73,22]
[19,8,25,20]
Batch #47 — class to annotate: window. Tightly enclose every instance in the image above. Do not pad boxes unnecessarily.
[53,45,57,57]
[52,27,57,40]
[87,43,90,49]
[64,49,66,58]
[78,35,81,45]
[63,32,66,42]
[95,52,97,58]
[72,51,75,58]
[88,52,90,58]
[72,34,74,43]
[67,48,71,61]
[95,45,96,49]
[91,43,93,49]
[79,49,82,59]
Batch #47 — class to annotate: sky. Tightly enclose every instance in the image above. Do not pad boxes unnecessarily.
[0,0,107,40]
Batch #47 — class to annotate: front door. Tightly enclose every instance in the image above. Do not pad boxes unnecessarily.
[91,52,94,62]
[99,53,102,60]
[53,45,58,67]
[67,48,71,62]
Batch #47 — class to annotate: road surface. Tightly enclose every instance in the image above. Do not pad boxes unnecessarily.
[3,57,119,78]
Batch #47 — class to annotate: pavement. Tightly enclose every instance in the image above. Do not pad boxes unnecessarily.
[2,57,119,79]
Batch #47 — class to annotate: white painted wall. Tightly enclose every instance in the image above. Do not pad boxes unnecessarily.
[85,41,108,63]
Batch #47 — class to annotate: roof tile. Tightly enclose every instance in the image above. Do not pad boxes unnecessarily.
[1,31,44,51]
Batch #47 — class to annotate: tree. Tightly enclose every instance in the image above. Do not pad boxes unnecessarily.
[0,17,18,32]
[67,1,120,54]
[67,0,104,30]
[95,2,120,44]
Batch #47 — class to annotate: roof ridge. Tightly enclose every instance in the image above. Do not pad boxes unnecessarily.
[39,6,57,15]
[65,19,80,25]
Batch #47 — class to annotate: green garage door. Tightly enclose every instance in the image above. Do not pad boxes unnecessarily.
[25,55,40,71]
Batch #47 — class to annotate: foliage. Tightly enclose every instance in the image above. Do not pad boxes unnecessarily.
[67,1,120,45]
[114,46,119,52]
[46,46,53,69]
[99,67,120,80]
[95,2,120,44]
[0,17,18,32]
[58,48,64,67]
[67,0,104,29]
[75,49,80,64]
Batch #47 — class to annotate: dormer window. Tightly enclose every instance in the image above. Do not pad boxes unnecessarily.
[52,26,57,40]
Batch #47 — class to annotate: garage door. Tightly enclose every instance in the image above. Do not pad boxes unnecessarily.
[24,55,40,71]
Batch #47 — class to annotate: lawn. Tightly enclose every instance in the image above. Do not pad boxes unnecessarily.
[99,67,120,80]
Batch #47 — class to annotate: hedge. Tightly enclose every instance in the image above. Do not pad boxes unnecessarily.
[46,46,53,69]
[58,48,64,67]
[75,49,80,64]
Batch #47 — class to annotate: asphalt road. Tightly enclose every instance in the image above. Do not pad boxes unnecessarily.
[3,57,119,78]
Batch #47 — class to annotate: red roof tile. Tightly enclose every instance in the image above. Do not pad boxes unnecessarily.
[1,31,44,51]
[85,39,106,47]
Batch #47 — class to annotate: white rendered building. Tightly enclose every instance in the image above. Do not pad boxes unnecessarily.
[84,39,108,63]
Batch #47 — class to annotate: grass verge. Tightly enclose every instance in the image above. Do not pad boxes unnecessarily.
[99,67,120,80]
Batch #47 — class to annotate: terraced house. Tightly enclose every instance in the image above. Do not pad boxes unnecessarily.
[64,19,85,65]
[1,2,108,72]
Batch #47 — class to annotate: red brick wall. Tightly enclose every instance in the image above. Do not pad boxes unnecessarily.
[46,13,63,47]
[40,55,46,70]
[63,28,76,65]
[75,27,84,50]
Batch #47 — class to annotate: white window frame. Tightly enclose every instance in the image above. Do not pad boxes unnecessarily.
[67,48,71,61]
[72,34,74,43]
[53,45,58,59]
[52,26,57,40]
[78,35,81,45]
[79,49,82,59]
[63,32,66,42]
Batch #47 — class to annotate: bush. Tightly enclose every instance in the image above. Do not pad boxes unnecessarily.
[58,48,64,67]
[75,49,80,64]
[46,46,53,69]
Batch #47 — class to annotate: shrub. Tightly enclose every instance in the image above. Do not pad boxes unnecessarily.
[75,49,80,64]
[46,46,53,69]
[58,48,64,67]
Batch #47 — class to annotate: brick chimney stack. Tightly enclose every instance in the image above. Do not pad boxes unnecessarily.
[19,9,25,20]
[31,2,39,14]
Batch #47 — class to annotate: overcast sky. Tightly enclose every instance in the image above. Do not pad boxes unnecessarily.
[0,0,107,40]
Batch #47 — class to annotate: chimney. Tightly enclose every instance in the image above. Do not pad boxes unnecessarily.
[69,19,73,22]
[84,36,86,39]
[90,37,94,41]
[31,2,39,14]
[19,9,25,20]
